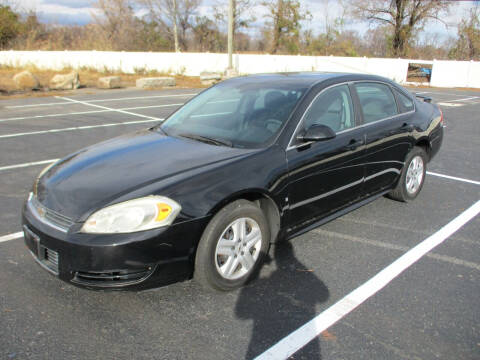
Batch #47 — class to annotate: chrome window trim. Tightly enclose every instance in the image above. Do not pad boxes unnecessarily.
[286,81,352,151]
[392,87,415,113]
[286,80,416,151]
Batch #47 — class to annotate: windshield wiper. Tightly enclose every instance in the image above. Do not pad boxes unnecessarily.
[178,133,233,147]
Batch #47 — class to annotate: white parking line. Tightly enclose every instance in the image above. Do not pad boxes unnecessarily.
[0,103,183,122]
[0,159,59,172]
[437,103,464,107]
[446,96,478,102]
[315,229,480,271]
[427,171,480,186]
[436,96,479,107]
[255,200,480,360]
[4,93,198,109]
[56,96,163,121]
[0,119,161,139]
[411,91,480,97]
[0,232,23,243]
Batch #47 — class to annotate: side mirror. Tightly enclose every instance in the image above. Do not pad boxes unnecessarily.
[297,124,336,142]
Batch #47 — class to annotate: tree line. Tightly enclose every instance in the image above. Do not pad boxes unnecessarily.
[0,0,479,61]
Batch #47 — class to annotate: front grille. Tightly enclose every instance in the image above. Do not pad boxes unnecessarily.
[43,247,59,273]
[73,268,153,287]
[24,225,60,275]
[44,209,74,230]
[28,194,74,232]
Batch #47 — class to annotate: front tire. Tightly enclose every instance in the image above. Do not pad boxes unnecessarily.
[389,146,427,202]
[194,200,270,291]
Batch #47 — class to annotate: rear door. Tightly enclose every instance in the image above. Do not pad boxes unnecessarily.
[353,82,414,196]
[286,84,366,231]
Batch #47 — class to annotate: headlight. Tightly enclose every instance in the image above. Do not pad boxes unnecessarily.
[81,196,181,234]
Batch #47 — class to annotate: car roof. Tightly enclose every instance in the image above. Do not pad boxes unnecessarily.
[224,72,395,88]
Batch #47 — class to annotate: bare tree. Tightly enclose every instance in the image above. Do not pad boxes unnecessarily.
[449,5,480,60]
[364,25,390,57]
[321,0,347,35]
[313,0,349,55]
[140,0,201,51]
[261,0,310,54]
[191,15,225,52]
[214,0,256,35]
[351,0,451,57]
[93,0,140,50]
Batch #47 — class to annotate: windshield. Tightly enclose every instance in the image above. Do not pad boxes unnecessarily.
[159,81,307,148]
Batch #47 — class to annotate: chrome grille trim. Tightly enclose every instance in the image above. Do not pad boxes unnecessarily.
[29,249,59,276]
[27,193,74,232]
[43,247,59,274]
[45,248,59,268]
[72,267,155,287]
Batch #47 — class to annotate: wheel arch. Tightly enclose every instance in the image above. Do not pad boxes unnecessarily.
[208,189,282,244]
[414,137,432,161]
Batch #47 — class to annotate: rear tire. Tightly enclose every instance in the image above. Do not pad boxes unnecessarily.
[194,200,270,291]
[388,146,427,202]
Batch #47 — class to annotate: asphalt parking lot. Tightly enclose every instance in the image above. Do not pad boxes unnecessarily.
[0,86,479,360]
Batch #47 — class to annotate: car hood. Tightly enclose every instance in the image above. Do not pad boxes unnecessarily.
[36,129,253,220]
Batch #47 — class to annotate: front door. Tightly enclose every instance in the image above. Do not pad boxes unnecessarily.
[286,84,366,231]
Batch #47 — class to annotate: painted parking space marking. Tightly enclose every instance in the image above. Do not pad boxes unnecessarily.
[0,159,59,172]
[410,90,480,97]
[255,200,480,360]
[337,216,477,245]
[0,232,23,243]
[436,96,480,108]
[0,103,183,122]
[315,229,480,271]
[55,96,163,120]
[447,96,478,102]
[0,118,161,139]
[426,171,480,186]
[437,102,464,107]
[4,93,198,109]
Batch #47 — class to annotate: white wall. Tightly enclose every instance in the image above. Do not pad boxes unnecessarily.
[430,60,480,88]
[0,50,478,88]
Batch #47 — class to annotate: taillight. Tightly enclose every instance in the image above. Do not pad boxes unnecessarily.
[439,107,444,126]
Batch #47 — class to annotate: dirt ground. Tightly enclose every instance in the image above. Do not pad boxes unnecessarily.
[0,66,205,99]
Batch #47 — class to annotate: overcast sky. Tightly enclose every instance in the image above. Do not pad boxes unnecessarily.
[9,0,480,42]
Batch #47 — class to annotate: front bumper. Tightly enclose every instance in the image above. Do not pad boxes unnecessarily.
[22,199,210,290]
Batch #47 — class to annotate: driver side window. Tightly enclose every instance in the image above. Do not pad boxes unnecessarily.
[302,85,355,133]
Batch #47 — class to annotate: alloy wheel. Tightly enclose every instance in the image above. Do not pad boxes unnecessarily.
[214,217,262,280]
[406,155,424,195]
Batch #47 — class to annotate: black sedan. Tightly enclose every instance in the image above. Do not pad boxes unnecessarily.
[22,73,444,291]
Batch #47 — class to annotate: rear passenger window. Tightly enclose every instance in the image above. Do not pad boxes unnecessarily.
[355,83,398,123]
[394,89,414,113]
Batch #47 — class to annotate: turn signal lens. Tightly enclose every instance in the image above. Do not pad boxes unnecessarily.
[156,203,172,222]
